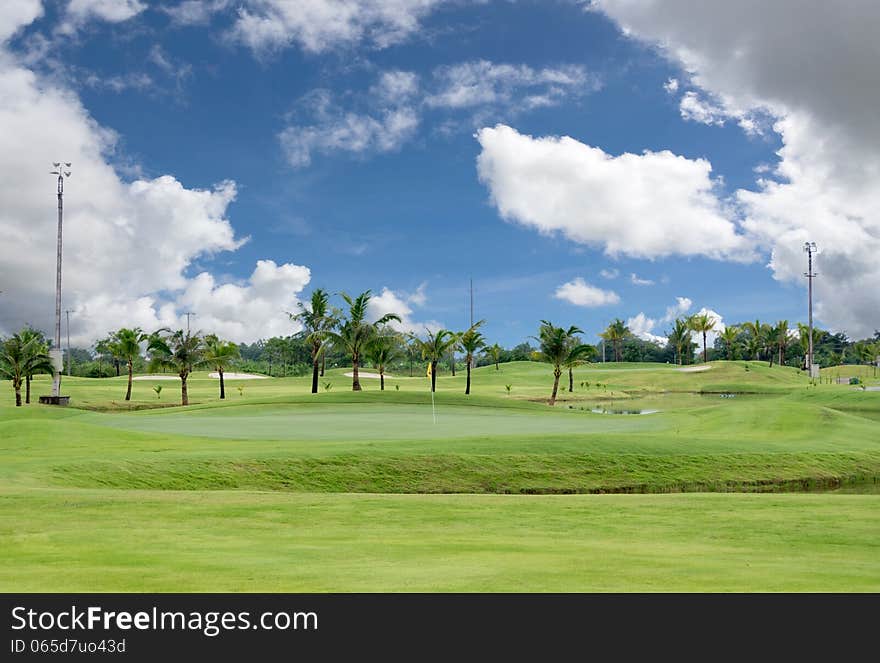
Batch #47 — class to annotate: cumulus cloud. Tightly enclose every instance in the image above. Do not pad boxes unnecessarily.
[0,7,310,345]
[599,268,618,280]
[476,124,753,261]
[366,287,442,334]
[593,0,880,337]
[554,278,620,307]
[663,77,678,94]
[629,273,654,286]
[227,0,448,54]
[662,296,692,322]
[626,312,666,346]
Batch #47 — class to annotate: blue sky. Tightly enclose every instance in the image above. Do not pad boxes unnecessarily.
[2,1,874,347]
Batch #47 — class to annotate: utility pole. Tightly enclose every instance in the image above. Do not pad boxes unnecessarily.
[804,242,817,374]
[48,163,71,401]
[65,309,73,376]
[184,311,196,336]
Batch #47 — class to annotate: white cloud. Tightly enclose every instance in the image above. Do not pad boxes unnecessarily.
[599,268,618,280]
[426,60,592,111]
[626,312,665,346]
[662,296,692,322]
[554,278,620,307]
[280,105,419,168]
[663,77,678,94]
[371,69,420,103]
[0,7,310,346]
[0,0,42,42]
[367,287,442,334]
[629,273,654,286]
[476,124,753,261]
[678,91,726,126]
[593,0,880,338]
[227,0,448,54]
[163,0,231,26]
[60,0,145,34]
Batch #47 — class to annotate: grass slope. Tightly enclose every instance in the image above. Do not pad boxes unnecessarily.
[2,361,878,591]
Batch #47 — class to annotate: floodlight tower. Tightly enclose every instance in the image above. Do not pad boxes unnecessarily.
[804,241,817,373]
[50,163,71,398]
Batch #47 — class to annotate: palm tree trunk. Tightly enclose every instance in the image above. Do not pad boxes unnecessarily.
[115,360,120,377]
[15,384,22,407]
[125,360,133,401]
[550,368,561,405]
[219,368,226,399]
[352,353,361,391]
[25,376,31,404]
[450,352,455,377]
[779,344,784,367]
[495,359,499,370]
[311,349,320,394]
[703,332,708,364]
[380,367,385,391]
[465,356,472,395]
[320,354,325,377]
[181,373,189,406]
[569,367,574,392]
[431,360,437,393]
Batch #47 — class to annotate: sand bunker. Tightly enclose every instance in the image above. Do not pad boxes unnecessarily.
[209,372,267,380]
[343,371,394,379]
[132,375,180,381]
[676,365,713,373]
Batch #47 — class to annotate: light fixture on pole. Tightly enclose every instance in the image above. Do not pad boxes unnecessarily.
[41,163,71,405]
[804,241,817,376]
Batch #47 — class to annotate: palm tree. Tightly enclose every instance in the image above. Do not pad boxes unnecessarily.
[457,320,486,395]
[204,334,240,399]
[743,320,768,361]
[292,289,337,394]
[564,337,596,392]
[486,343,503,370]
[600,319,630,362]
[796,323,822,369]
[774,320,790,366]
[667,318,692,366]
[16,327,50,404]
[326,291,401,391]
[410,329,457,393]
[719,325,739,360]
[687,313,716,364]
[148,330,205,406]
[0,331,53,406]
[109,327,149,401]
[535,321,593,405]
[364,332,401,391]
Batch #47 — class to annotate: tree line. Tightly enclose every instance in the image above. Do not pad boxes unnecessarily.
[2,290,878,407]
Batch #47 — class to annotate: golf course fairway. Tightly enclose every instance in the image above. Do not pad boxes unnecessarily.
[2,361,878,591]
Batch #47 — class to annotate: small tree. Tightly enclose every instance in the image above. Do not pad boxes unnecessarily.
[109,327,149,401]
[16,327,50,404]
[204,334,240,399]
[365,333,402,391]
[326,291,401,391]
[457,320,486,395]
[687,313,716,364]
[410,329,457,393]
[487,343,503,370]
[534,321,594,405]
[292,288,337,394]
[0,331,53,407]
[148,330,205,406]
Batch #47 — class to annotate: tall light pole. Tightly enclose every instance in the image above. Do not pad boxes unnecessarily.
[804,241,817,374]
[184,311,196,336]
[50,162,71,398]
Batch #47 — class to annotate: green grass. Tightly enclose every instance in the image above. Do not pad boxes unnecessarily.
[2,360,879,591]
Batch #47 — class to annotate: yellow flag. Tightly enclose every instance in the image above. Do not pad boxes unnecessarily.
[426,362,432,377]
